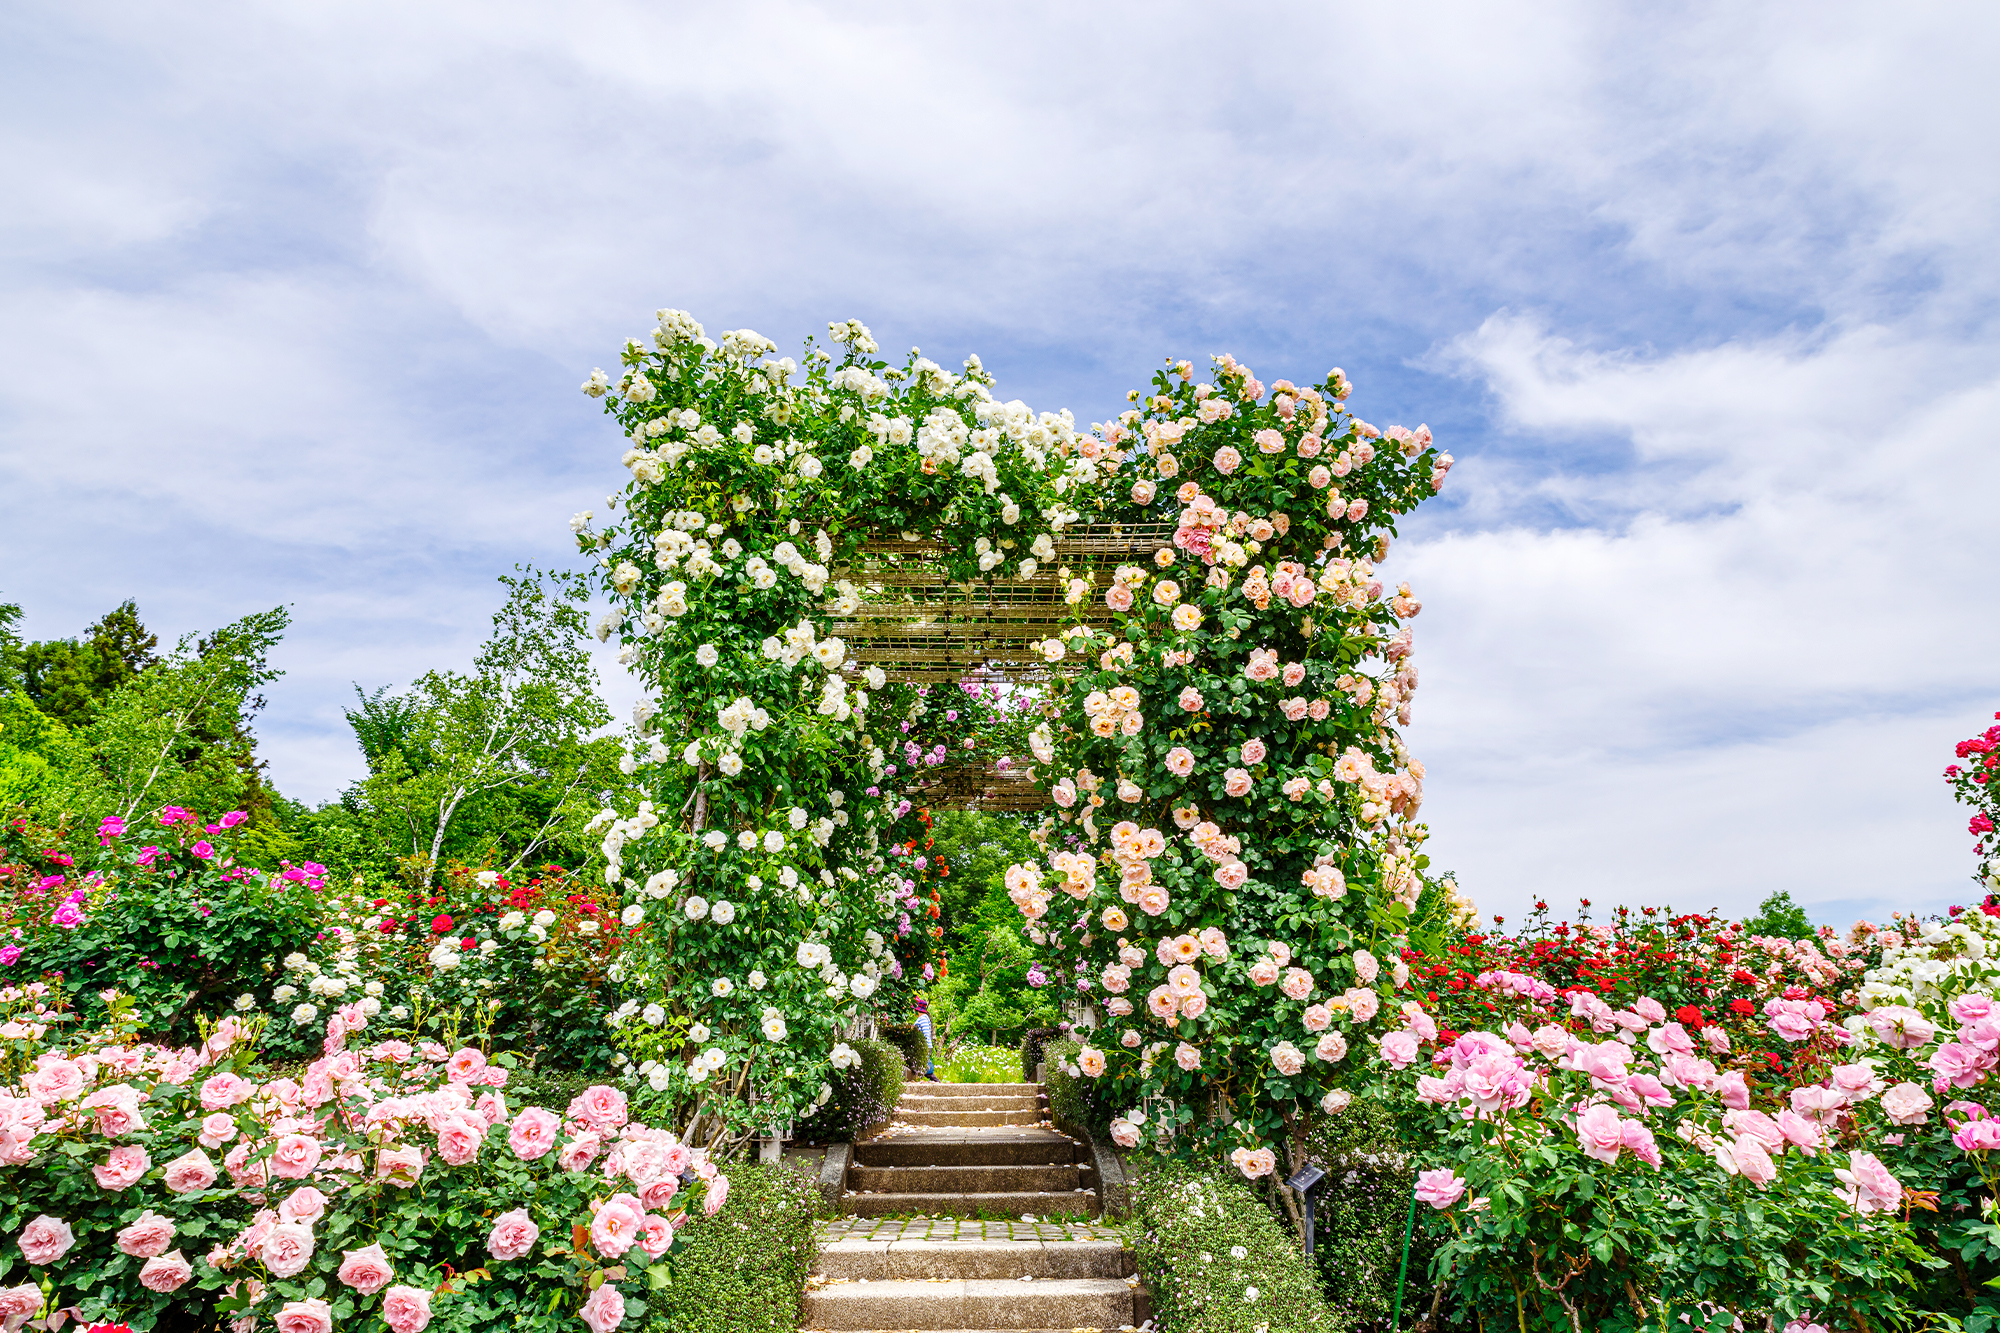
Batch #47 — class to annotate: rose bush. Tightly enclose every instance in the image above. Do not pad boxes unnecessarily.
[0,984,729,1331]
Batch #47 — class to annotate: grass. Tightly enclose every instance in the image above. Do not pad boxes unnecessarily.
[937,1043,1024,1083]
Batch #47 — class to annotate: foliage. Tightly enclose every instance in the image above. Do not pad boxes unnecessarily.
[1018,1025,1063,1081]
[1,806,319,1041]
[1946,709,2000,885]
[0,988,731,1332]
[935,1044,1019,1083]
[794,1037,902,1142]
[344,571,617,883]
[647,1160,818,1333]
[1743,890,1817,942]
[1305,1099,1443,1333]
[0,599,159,728]
[1130,1157,1334,1333]
[877,1022,929,1078]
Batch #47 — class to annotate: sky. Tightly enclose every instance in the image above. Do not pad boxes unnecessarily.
[2,1,1994,928]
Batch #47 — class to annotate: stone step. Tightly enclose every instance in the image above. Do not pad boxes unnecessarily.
[892,1108,1046,1128]
[897,1092,1044,1113]
[902,1081,1041,1098]
[855,1133,1081,1168]
[840,1189,1098,1219]
[802,1276,1134,1329]
[816,1237,1134,1280]
[850,1163,1083,1194]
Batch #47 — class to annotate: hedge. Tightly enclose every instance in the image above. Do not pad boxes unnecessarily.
[1131,1158,1334,1333]
[1018,1024,1063,1081]
[795,1035,904,1141]
[880,1020,931,1077]
[1042,1036,1115,1137]
[648,1160,820,1333]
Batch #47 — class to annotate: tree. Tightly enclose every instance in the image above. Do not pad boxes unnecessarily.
[348,570,616,882]
[82,606,288,822]
[2,600,161,728]
[1742,890,1817,941]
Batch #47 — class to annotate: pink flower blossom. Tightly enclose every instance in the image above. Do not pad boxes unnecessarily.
[1379,1031,1421,1069]
[579,1283,625,1333]
[1732,1136,1778,1187]
[270,1133,322,1180]
[1111,1119,1141,1148]
[1414,1168,1466,1209]
[338,1243,395,1295]
[199,1073,256,1110]
[1213,446,1242,474]
[1223,768,1252,797]
[1280,968,1314,1002]
[117,1210,176,1258]
[163,1147,218,1194]
[261,1222,315,1278]
[1165,747,1195,777]
[1833,1151,1902,1214]
[17,1214,74,1266]
[138,1248,192,1293]
[1574,1104,1626,1164]
[590,1194,647,1259]
[93,1143,150,1191]
[1178,686,1204,713]
[275,1297,335,1333]
[704,1174,731,1216]
[569,1085,630,1132]
[381,1284,434,1333]
[509,1106,560,1160]
[1229,1146,1277,1179]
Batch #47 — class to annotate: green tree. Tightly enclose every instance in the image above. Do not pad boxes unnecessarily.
[348,570,617,882]
[2,599,160,728]
[1742,889,1817,940]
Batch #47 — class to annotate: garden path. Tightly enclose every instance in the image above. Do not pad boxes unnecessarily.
[802,1081,1148,1331]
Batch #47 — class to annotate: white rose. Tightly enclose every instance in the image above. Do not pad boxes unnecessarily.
[533,909,557,927]
[763,830,785,853]
[718,752,744,776]
[711,901,736,925]
[622,904,645,926]
[642,1003,666,1026]
[291,1003,320,1025]
[749,970,767,990]
[695,644,720,668]
[684,896,710,921]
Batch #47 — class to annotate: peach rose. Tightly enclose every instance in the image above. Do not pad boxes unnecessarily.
[1281,968,1315,1002]
[1271,1042,1306,1076]
[1177,686,1203,712]
[1110,1119,1141,1148]
[1223,768,1252,797]
[1180,992,1209,1019]
[1249,959,1281,987]
[1303,1004,1333,1033]
[140,1249,193,1293]
[1175,1042,1203,1071]
[1076,1048,1107,1077]
[1315,1031,1349,1063]
[1165,747,1195,777]
[1105,584,1135,612]
[163,1147,218,1194]
[338,1242,395,1295]
[17,1214,74,1266]
[1135,885,1171,917]
[1213,446,1242,474]
[382,1284,433,1333]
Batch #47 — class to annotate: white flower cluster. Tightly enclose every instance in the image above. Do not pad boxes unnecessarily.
[1858,910,2000,1012]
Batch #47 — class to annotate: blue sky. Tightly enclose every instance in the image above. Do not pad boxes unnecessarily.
[3,1,1994,927]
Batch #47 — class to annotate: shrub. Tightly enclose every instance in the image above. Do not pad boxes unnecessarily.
[1043,1038,1115,1136]
[1132,1158,1332,1333]
[795,1036,902,1141]
[1306,1098,1441,1331]
[879,1021,929,1077]
[1018,1024,1061,1081]
[649,1159,818,1333]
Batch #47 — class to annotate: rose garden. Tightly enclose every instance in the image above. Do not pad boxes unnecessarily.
[1,309,1997,1333]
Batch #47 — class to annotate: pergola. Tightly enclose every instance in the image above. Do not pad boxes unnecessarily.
[833,523,1176,812]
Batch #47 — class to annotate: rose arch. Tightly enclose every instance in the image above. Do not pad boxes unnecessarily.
[577,310,1455,1179]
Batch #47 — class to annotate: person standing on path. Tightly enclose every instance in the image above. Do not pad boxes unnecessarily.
[912,996,937,1080]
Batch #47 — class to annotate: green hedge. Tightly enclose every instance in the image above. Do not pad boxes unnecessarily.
[1018,1025,1062,1081]
[1305,1097,1443,1329]
[795,1036,904,1141]
[880,1021,931,1077]
[1131,1158,1333,1333]
[648,1160,819,1333]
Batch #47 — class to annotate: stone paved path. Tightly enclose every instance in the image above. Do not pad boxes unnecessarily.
[801,1082,1148,1332]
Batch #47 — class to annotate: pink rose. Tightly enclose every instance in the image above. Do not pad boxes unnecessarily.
[1345,987,1380,1022]
[337,1242,395,1295]
[1315,1032,1348,1063]
[1732,1136,1778,1188]
[261,1221,316,1278]
[1165,747,1195,777]
[1379,1031,1420,1070]
[704,1173,731,1216]
[559,1132,603,1174]
[17,1215,74,1266]
[1229,1146,1277,1179]
[1249,959,1281,987]
[0,1285,41,1319]
[1414,1167,1466,1209]
[1288,579,1316,608]
[488,1208,540,1261]
[94,1143,150,1191]
[1303,1004,1332,1033]
[1882,1081,1934,1126]
[280,1186,328,1226]
[569,1085,630,1133]
[22,1057,84,1104]
[1950,993,1996,1025]
[1952,1117,2000,1152]
[1834,1151,1902,1214]
[637,1213,674,1259]
[1574,1104,1626,1164]
[1632,996,1667,1024]
[1717,1070,1751,1110]
[579,1283,625,1333]
[1077,1047,1107,1077]
[1179,992,1209,1020]
[509,1106,560,1160]
[270,1133,323,1181]
[1136,885,1171,917]
[1280,968,1315,1002]
[1110,1119,1141,1149]
[199,1112,239,1149]
[276,1298,335,1333]
[1621,1119,1663,1168]
[1931,1041,1992,1088]
[1131,479,1156,505]
[1104,583,1135,612]
[639,1176,680,1211]
[1270,1042,1305,1076]
[1865,1005,1938,1050]
[140,1248,193,1293]
[200,1073,255,1110]
[590,1193,647,1259]
[224,1140,269,1188]
[1309,465,1332,489]
[1212,446,1242,475]
[445,1047,487,1083]
[377,1144,425,1183]
[1223,768,1252,797]
[436,1113,485,1166]
[1213,861,1248,891]
[117,1210,176,1258]
[163,1147,218,1194]
[1241,738,1267,765]
[381,1284,434,1333]
[1178,686,1203,713]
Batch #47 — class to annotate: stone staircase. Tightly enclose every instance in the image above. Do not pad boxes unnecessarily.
[803,1082,1148,1332]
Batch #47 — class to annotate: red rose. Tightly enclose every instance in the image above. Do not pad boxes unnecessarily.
[460,936,477,950]
[432,914,453,933]
[1730,998,1755,1017]
[1675,1005,1704,1026]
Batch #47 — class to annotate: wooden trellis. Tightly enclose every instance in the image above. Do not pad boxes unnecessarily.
[834,522,1175,811]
